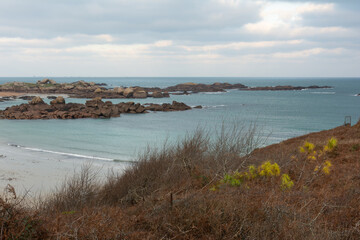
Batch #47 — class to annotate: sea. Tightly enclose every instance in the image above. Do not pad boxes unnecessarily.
[0,77,359,163]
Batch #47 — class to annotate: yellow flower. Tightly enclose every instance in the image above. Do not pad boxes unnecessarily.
[300,141,316,155]
[322,161,332,175]
[324,137,337,152]
[281,174,294,190]
[258,161,281,177]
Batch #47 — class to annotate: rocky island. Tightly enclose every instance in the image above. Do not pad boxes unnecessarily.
[0,79,333,101]
[240,85,332,91]
[0,96,194,120]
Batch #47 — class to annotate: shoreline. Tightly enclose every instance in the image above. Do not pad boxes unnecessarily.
[0,140,129,195]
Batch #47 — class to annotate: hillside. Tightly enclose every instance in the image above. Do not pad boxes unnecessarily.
[1,122,360,239]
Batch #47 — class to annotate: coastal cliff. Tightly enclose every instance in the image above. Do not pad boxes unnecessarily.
[1,122,360,239]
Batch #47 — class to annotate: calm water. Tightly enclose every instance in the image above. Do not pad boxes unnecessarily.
[0,77,359,161]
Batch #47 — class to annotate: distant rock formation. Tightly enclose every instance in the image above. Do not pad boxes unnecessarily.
[0,97,194,120]
[240,85,332,91]
[0,80,333,101]
[159,82,248,93]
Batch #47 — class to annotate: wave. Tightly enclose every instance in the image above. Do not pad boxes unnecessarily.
[202,104,226,108]
[201,92,225,95]
[7,143,134,163]
[310,92,335,95]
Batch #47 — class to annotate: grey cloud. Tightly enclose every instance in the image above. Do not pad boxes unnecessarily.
[0,0,260,40]
[0,0,359,76]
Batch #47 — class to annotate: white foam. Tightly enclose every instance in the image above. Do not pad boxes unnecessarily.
[202,92,225,95]
[8,143,114,161]
[202,104,226,108]
[310,92,335,94]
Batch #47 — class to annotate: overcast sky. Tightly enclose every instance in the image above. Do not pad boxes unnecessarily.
[0,0,359,77]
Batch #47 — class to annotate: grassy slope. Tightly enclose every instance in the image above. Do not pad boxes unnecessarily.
[1,123,360,239]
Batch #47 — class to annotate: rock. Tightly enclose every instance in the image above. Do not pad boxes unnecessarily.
[63,84,75,90]
[37,78,56,85]
[29,96,45,105]
[114,87,125,94]
[163,82,247,93]
[95,83,107,86]
[18,96,36,100]
[144,104,163,111]
[75,80,88,86]
[152,91,164,98]
[0,99,192,120]
[240,85,332,91]
[163,91,170,97]
[171,101,192,111]
[85,97,103,108]
[194,105,202,109]
[47,96,57,99]
[50,96,65,105]
[135,106,145,113]
[94,88,103,93]
[123,88,134,98]
[133,91,147,98]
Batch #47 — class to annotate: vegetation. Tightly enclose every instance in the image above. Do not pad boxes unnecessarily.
[1,121,360,239]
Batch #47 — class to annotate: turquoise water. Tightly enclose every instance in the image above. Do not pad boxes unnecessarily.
[0,77,359,161]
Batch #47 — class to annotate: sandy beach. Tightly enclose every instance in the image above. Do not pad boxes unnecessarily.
[0,141,129,196]
[0,92,23,97]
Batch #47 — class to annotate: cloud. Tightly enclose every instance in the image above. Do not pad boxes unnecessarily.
[0,0,358,76]
[0,0,260,39]
[272,48,344,59]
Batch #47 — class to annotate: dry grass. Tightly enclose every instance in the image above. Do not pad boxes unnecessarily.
[1,122,360,239]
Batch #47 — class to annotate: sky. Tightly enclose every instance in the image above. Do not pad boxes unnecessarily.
[0,0,359,77]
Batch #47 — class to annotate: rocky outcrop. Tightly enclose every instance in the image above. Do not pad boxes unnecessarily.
[240,85,332,91]
[0,98,193,120]
[133,91,147,98]
[161,82,248,93]
[0,80,332,100]
[152,91,164,98]
[0,96,17,102]
[123,88,134,98]
[29,96,45,105]
[50,96,65,105]
[144,101,192,112]
[37,78,57,85]
[114,87,124,94]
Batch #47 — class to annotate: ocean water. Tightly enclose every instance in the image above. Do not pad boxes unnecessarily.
[0,77,359,162]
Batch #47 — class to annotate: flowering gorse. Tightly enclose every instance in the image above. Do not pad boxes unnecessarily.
[299,138,337,175]
[211,161,293,191]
